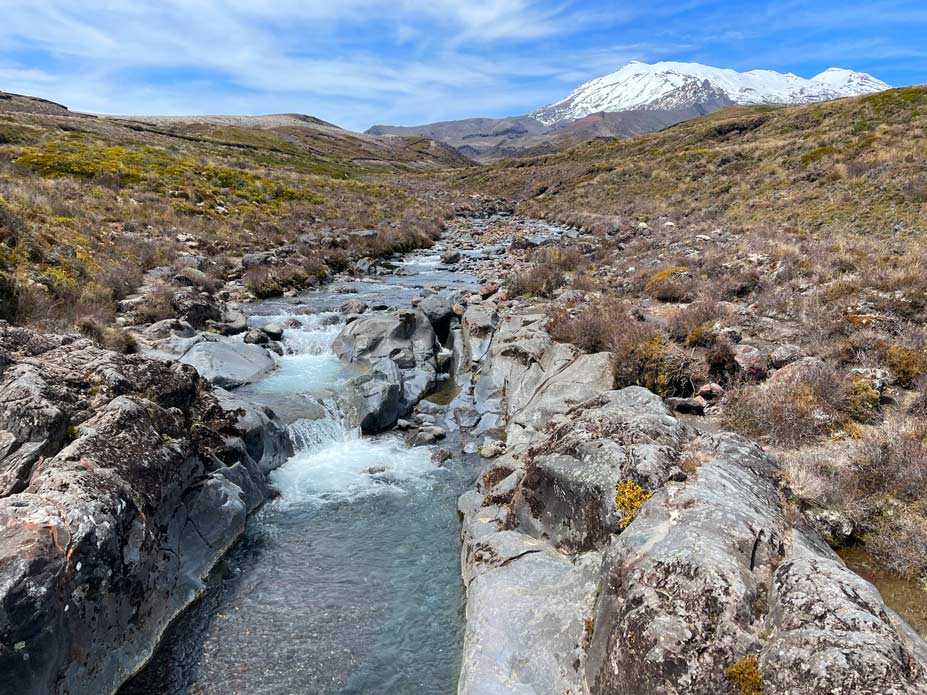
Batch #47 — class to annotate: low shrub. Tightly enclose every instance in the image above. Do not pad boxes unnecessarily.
[508,263,565,298]
[76,317,137,353]
[611,322,691,397]
[667,298,730,346]
[133,283,175,324]
[547,299,625,353]
[722,363,878,447]
[0,271,16,321]
[885,344,927,387]
[645,265,694,303]
[530,245,588,273]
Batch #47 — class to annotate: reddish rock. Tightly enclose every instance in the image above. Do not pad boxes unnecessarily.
[734,344,769,380]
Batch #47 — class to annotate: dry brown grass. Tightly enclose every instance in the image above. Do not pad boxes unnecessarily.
[722,362,881,447]
[0,110,468,331]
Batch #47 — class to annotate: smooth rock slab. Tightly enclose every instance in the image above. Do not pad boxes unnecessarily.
[180,340,275,388]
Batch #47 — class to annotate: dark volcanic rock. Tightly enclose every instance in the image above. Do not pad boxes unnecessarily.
[0,322,290,695]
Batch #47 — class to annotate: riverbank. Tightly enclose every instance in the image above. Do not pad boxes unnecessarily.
[4,207,927,695]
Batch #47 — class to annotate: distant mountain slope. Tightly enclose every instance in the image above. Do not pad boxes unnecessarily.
[369,61,890,161]
[0,94,471,173]
[533,61,890,125]
[112,113,472,173]
[0,90,73,116]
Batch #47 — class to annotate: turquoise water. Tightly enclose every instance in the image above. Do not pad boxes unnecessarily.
[121,264,479,695]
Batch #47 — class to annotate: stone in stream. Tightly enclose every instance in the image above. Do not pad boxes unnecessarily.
[0,322,292,695]
[242,328,270,345]
[341,360,403,434]
[262,322,285,341]
[332,308,439,414]
[179,339,275,389]
[441,248,462,264]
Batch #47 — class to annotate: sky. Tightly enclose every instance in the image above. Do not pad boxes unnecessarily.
[0,1,925,131]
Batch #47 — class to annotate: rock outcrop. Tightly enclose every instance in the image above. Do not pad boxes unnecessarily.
[0,323,291,695]
[332,308,440,422]
[457,311,927,695]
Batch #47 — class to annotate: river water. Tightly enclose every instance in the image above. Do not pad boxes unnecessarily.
[120,250,481,695]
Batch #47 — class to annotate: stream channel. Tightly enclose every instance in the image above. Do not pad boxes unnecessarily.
[120,247,482,695]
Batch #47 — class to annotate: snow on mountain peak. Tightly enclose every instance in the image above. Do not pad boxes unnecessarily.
[533,61,890,126]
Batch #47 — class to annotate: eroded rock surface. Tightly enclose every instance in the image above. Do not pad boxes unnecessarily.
[457,312,927,695]
[332,308,439,416]
[0,322,291,695]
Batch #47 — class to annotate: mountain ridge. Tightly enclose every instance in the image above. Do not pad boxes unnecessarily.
[368,61,890,161]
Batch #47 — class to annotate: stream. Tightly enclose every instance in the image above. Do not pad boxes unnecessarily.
[120,249,481,695]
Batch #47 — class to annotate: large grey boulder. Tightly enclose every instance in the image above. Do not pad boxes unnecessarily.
[180,339,275,389]
[341,360,403,433]
[456,318,927,695]
[332,309,438,413]
[512,388,687,552]
[0,323,292,695]
[461,303,498,366]
[472,311,614,446]
[585,432,927,695]
[459,491,601,695]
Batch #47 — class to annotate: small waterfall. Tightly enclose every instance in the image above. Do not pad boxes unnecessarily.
[286,398,349,453]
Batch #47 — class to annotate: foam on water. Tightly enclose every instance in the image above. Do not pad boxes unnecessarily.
[272,426,438,508]
[243,312,351,399]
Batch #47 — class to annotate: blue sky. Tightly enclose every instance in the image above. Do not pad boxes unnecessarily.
[0,1,925,131]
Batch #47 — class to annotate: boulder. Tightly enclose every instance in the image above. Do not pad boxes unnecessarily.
[770,342,803,368]
[340,299,368,315]
[441,248,461,264]
[418,292,455,334]
[180,340,275,389]
[342,360,402,433]
[242,329,270,345]
[262,322,285,341]
[332,309,439,413]
[0,323,291,695]
[171,288,222,328]
[734,343,770,380]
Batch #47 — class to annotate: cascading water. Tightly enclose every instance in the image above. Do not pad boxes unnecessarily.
[121,257,479,695]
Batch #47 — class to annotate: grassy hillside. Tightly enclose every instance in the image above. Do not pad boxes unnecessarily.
[457,87,927,587]
[461,87,927,235]
[0,105,472,329]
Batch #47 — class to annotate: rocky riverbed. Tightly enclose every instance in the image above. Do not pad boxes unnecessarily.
[2,209,927,695]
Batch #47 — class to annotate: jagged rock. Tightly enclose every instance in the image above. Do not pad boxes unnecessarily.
[0,323,290,695]
[479,438,505,458]
[667,395,707,414]
[461,304,498,367]
[697,382,725,401]
[171,288,222,328]
[342,360,402,433]
[332,309,438,413]
[241,251,277,270]
[474,312,614,447]
[734,343,770,380]
[243,328,270,345]
[418,292,455,333]
[512,388,688,552]
[770,342,803,368]
[455,308,927,695]
[340,299,368,315]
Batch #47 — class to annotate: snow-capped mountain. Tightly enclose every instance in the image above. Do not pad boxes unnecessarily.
[533,61,890,126]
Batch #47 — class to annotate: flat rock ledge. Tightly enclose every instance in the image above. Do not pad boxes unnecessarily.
[0,323,292,695]
[457,310,927,695]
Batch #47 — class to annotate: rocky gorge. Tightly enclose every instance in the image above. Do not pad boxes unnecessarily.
[2,209,927,695]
